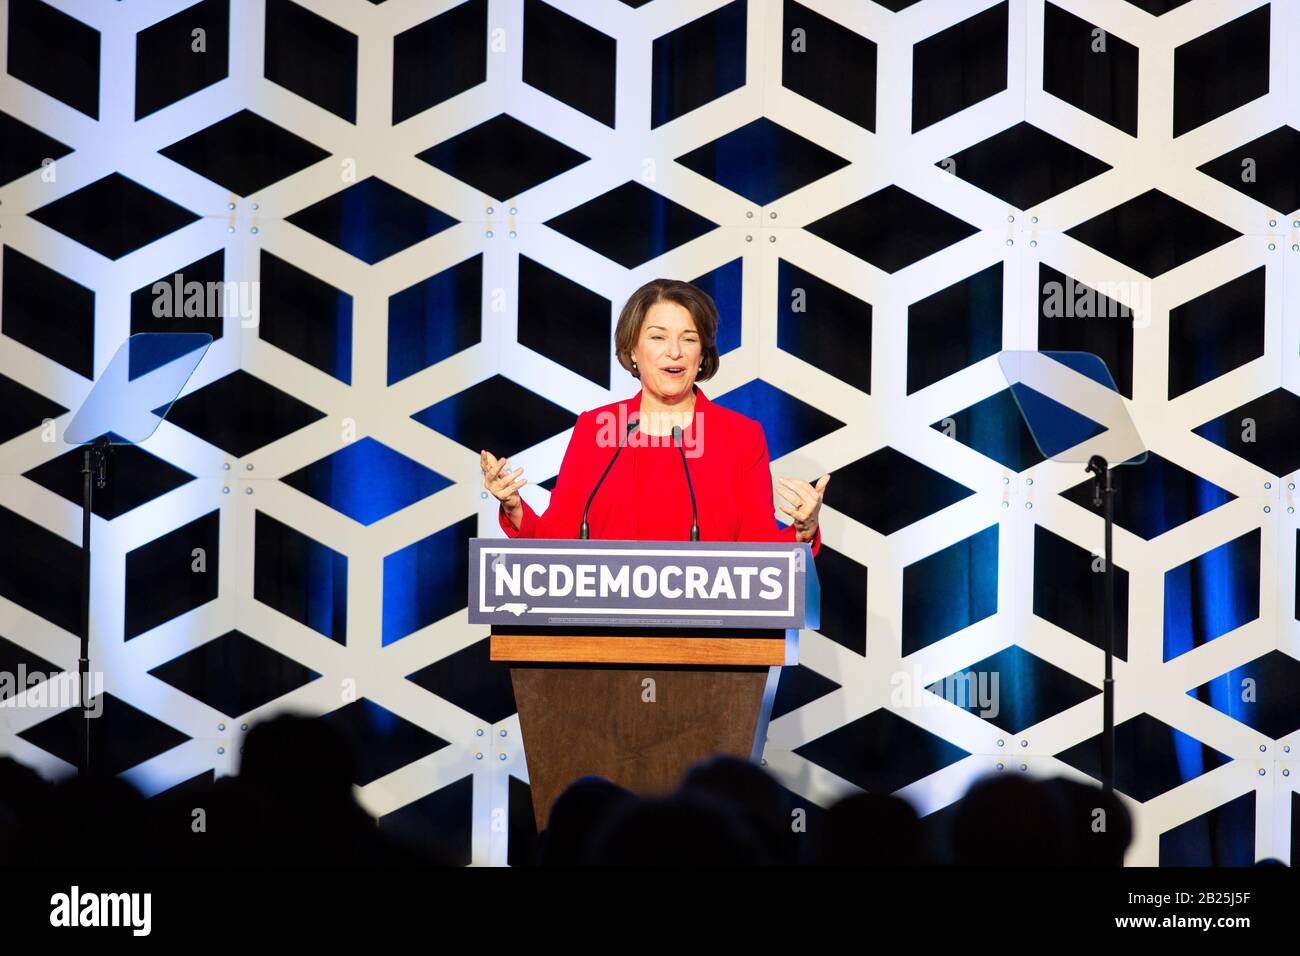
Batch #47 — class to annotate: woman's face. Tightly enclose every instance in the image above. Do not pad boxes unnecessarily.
[632,300,702,402]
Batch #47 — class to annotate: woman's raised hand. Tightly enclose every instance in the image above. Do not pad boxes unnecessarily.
[778,473,830,543]
[481,450,526,515]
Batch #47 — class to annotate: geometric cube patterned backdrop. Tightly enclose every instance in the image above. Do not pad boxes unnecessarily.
[1,0,1298,866]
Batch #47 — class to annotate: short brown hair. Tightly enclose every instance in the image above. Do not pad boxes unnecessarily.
[614,278,721,381]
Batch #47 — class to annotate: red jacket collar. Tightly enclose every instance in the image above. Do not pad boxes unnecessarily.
[621,384,709,439]
[623,383,710,413]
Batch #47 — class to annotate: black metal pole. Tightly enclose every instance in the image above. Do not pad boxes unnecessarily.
[1087,454,1116,794]
[79,447,93,776]
[77,437,110,776]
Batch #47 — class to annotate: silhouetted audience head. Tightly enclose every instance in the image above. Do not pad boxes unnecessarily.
[583,792,771,865]
[539,775,634,866]
[32,772,148,865]
[680,756,799,863]
[1042,778,1132,865]
[951,774,1071,866]
[239,712,358,807]
[813,792,924,865]
[0,739,1274,868]
[0,756,53,856]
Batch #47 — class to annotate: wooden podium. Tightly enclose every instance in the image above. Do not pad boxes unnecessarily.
[472,539,818,830]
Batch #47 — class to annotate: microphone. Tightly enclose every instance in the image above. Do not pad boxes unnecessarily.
[580,418,638,539]
[672,424,699,541]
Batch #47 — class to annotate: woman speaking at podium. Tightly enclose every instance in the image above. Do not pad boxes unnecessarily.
[480,279,828,557]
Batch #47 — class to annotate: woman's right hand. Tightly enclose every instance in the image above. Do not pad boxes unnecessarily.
[481,450,526,520]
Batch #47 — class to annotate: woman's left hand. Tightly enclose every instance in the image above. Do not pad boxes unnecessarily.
[778,474,830,543]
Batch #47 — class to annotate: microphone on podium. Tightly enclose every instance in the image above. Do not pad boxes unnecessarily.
[672,424,699,541]
[580,418,638,539]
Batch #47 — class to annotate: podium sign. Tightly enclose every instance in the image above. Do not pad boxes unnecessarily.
[467,538,818,630]
[470,536,821,829]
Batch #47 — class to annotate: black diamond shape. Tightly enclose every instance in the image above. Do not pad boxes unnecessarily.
[163,369,325,457]
[825,446,975,536]
[912,1,1007,132]
[1065,189,1240,278]
[29,173,201,261]
[1165,528,1260,661]
[903,525,999,656]
[777,261,870,394]
[264,0,357,122]
[1037,264,1135,399]
[0,633,61,703]
[0,372,66,444]
[1198,127,1300,215]
[25,444,194,520]
[413,375,576,459]
[651,0,746,128]
[1124,0,1194,12]
[1060,450,1235,540]
[0,109,73,186]
[1159,791,1254,866]
[124,511,220,640]
[676,118,850,206]
[254,511,347,643]
[1033,524,1129,659]
[907,262,1002,394]
[130,250,225,342]
[1169,267,1265,400]
[1188,650,1300,740]
[135,0,230,119]
[378,774,473,866]
[406,637,516,725]
[418,113,589,201]
[1043,2,1138,137]
[159,110,329,196]
[259,250,353,382]
[382,516,475,645]
[781,0,876,131]
[926,645,1098,735]
[387,254,482,385]
[772,662,840,720]
[1056,712,1232,803]
[691,258,743,356]
[807,185,979,274]
[712,378,845,460]
[1173,6,1269,137]
[507,776,539,865]
[1,245,95,377]
[282,437,452,526]
[518,256,611,388]
[319,699,449,787]
[941,122,1111,210]
[149,629,321,718]
[932,388,1047,473]
[795,709,969,793]
[286,176,458,264]
[545,181,718,268]
[810,544,867,656]
[523,0,616,127]
[0,503,80,635]
[393,0,488,124]
[18,693,191,776]
[7,0,100,118]
[1193,388,1300,478]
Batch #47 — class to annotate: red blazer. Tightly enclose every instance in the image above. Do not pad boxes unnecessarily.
[498,384,822,557]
